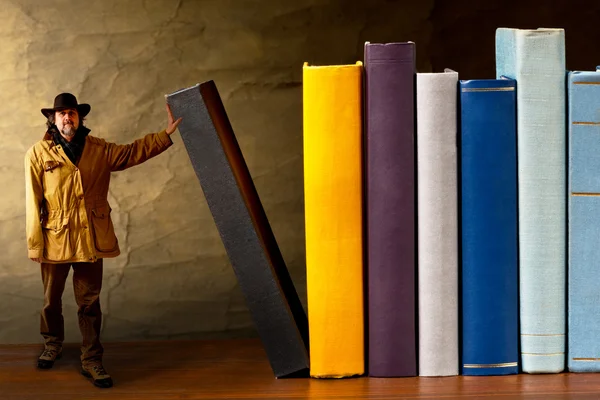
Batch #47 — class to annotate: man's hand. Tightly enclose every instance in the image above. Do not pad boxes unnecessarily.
[30,258,42,263]
[165,103,183,135]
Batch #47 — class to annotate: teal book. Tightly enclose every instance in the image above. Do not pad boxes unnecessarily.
[568,67,600,372]
[495,27,566,373]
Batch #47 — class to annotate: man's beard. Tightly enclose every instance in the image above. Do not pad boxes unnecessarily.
[61,123,76,138]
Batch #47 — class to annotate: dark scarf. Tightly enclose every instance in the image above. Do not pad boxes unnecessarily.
[50,125,90,165]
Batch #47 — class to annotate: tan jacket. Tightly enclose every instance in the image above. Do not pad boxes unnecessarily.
[24,129,173,264]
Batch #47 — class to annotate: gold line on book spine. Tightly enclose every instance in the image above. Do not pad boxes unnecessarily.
[573,82,600,85]
[461,87,515,92]
[522,352,565,356]
[521,333,564,336]
[573,122,600,125]
[573,358,600,361]
[572,193,600,197]
[463,362,518,368]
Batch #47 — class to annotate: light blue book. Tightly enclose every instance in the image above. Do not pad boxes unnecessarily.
[495,27,566,374]
[568,67,600,372]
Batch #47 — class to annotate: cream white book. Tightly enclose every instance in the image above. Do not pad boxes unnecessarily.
[416,69,459,377]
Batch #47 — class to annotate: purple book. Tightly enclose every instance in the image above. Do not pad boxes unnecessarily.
[364,41,417,377]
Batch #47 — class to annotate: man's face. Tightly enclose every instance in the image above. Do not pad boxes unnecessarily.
[54,108,79,139]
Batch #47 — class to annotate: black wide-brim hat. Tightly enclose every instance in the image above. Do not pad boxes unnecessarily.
[41,92,91,118]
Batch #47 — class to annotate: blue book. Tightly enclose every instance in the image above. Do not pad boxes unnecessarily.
[459,77,519,376]
[568,67,600,372]
[495,27,566,373]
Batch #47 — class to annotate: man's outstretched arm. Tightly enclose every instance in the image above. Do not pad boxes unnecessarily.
[106,103,183,171]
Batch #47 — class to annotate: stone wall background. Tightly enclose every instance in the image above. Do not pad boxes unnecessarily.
[0,0,597,344]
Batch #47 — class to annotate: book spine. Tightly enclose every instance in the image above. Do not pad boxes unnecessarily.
[165,81,309,378]
[302,62,365,378]
[495,27,567,373]
[459,78,519,376]
[364,41,417,377]
[567,68,600,372]
[416,69,459,377]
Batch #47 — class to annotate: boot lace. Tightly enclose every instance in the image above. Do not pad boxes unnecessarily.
[92,365,108,376]
[41,348,58,358]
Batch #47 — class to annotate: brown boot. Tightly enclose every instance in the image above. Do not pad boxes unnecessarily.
[81,363,113,388]
[37,346,62,369]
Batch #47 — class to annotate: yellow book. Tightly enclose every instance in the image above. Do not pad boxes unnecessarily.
[302,61,364,378]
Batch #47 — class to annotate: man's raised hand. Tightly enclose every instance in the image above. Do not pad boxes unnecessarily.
[165,103,183,135]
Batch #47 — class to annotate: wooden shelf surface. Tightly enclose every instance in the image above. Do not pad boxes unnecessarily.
[1,338,599,399]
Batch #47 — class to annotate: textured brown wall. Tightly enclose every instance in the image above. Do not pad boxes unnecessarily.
[0,0,592,344]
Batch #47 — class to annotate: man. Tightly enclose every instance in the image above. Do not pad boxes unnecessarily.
[24,93,182,388]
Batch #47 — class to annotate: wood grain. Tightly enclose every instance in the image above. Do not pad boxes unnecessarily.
[1,339,600,399]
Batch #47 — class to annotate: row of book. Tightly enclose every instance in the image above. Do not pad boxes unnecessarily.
[301,27,600,378]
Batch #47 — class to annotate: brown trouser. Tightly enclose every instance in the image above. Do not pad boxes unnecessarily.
[40,258,104,367]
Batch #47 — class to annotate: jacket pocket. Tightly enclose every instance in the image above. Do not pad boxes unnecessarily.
[91,204,119,252]
[42,216,75,261]
[42,159,63,194]
[44,160,60,172]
